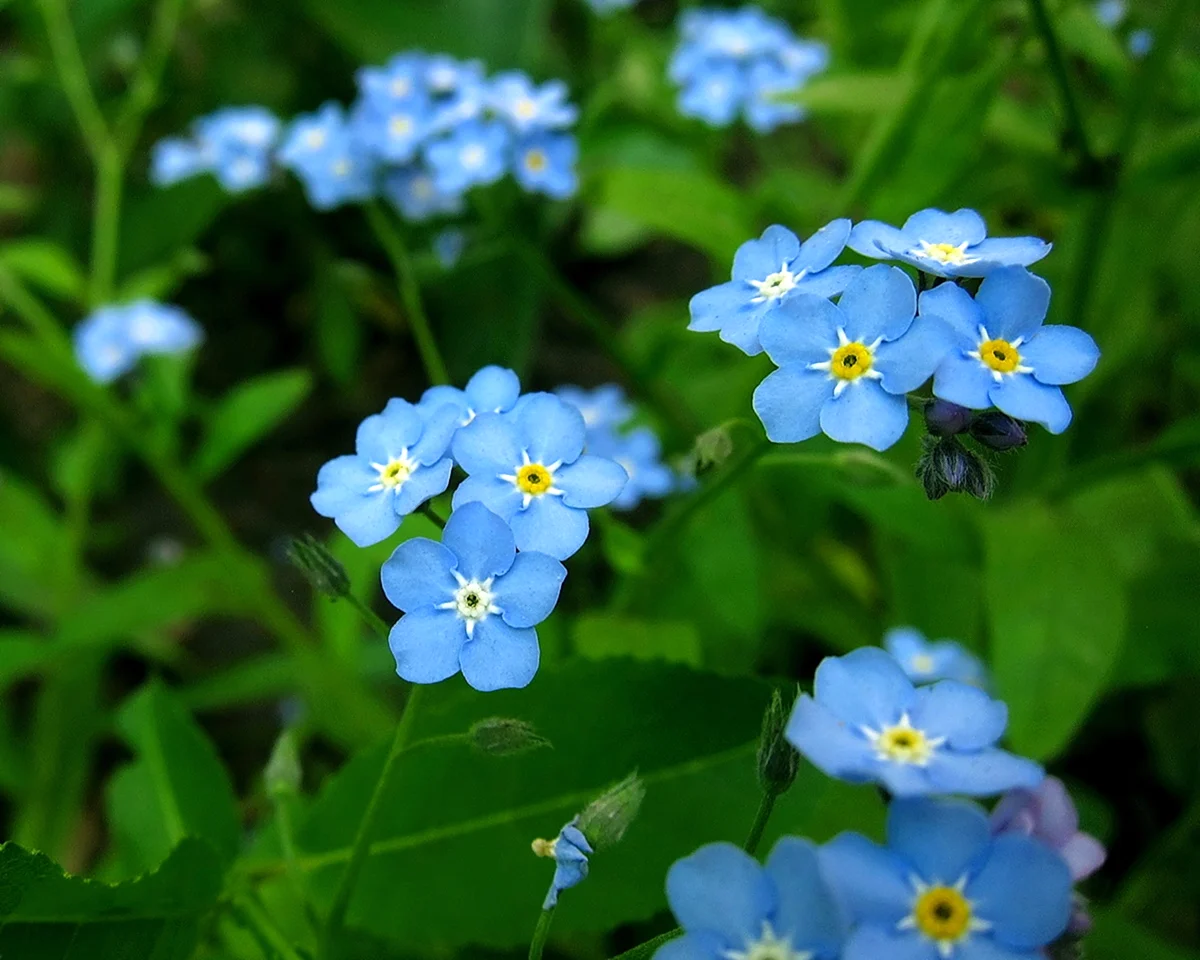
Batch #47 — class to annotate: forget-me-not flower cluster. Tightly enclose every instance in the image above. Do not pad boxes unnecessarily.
[74,300,204,383]
[669,7,829,132]
[150,106,281,193]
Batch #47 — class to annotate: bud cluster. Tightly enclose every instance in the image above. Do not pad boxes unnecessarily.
[916,400,1028,501]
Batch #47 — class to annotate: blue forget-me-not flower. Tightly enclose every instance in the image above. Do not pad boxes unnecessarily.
[451,393,628,559]
[820,797,1072,960]
[884,626,987,688]
[555,384,635,437]
[655,838,846,960]
[74,300,203,383]
[785,647,1044,797]
[849,208,1051,279]
[588,427,675,511]
[1093,0,1127,27]
[753,265,951,451]
[922,267,1100,434]
[487,72,578,133]
[150,106,280,192]
[532,818,593,909]
[418,364,522,427]
[1128,28,1153,58]
[689,221,861,356]
[381,502,566,690]
[277,102,376,210]
[382,166,464,221]
[512,134,578,200]
[310,398,459,547]
[425,119,511,195]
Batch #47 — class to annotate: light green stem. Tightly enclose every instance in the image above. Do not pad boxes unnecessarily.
[115,0,188,150]
[528,906,556,960]
[1025,0,1096,167]
[345,593,391,641]
[236,896,307,960]
[91,143,125,306]
[35,0,110,156]
[742,791,777,857]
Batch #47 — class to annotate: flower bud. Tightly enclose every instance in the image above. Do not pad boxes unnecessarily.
[576,772,645,851]
[970,412,1028,452]
[757,688,800,796]
[691,426,735,476]
[285,534,350,599]
[923,399,973,437]
[469,717,551,756]
[915,437,995,502]
[264,729,302,796]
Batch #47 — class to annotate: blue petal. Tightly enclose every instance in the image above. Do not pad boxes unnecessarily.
[356,399,424,463]
[837,265,916,341]
[968,834,1072,949]
[459,617,539,691]
[465,364,521,413]
[875,317,953,394]
[848,220,907,259]
[334,491,401,547]
[688,281,753,333]
[794,218,851,273]
[1021,326,1100,385]
[918,283,982,342]
[557,455,628,508]
[819,381,909,451]
[759,294,841,366]
[785,696,877,782]
[517,393,586,465]
[452,412,522,475]
[933,353,995,410]
[509,496,589,559]
[392,460,453,516]
[887,797,991,884]
[988,376,1072,433]
[884,627,929,667]
[311,456,377,517]
[442,501,517,580]
[653,931,728,960]
[452,473,523,520]
[901,208,988,247]
[911,681,1007,750]
[794,264,861,298]
[388,607,465,684]
[494,551,567,627]
[381,537,457,612]
[411,405,460,464]
[958,939,1045,960]
[666,843,775,945]
[927,749,1045,796]
[763,837,847,954]
[814,648,916,729]
[967,236,1052,269]
[732,225,801,282]
[717,301,770,356]
[879,763,939,797]
[753,366,830,443]
[843,926,938,960]
[817,832,912,925]
[419,385,468,421]
[975,268,1050,342]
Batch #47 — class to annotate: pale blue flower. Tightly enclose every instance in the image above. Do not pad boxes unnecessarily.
[488,72,578,133]
[382,165,464,222]
[425,120,510,195]
[554,384,634,436]
[884,626,987,687]
[535,819,593,908]
[418,364,522,427]
[277,102,376,210]
[74,301,203,384]
[512,133,578,199]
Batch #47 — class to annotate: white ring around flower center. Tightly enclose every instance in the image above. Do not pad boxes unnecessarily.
[461,144,487,169]
[721,921,812,960]
[498,450,566,508]
[967,324,1034,382]
[369,450,418,493]
[437,571,501,638]
[807,326,884,396]
[861,712,945,766]
[748,262,804,303]
[911,240,980,267]
[897,875,992,959]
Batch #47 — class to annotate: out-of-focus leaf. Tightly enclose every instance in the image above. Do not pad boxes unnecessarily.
[315,261,364,386]
[115,249,208,303]
[775,72,909,113]
[0,240,86,303]
[0,466,65,617]
[1089,911,1200,960]
[191,369,312,482]
[120,179,228,276]
[0,631,55,686]
[573,614,702,666]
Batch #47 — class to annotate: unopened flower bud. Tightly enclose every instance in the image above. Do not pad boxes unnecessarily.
[1045,933,1085,960]
[576,772,645,851]
[963,455,997,501]
[285,534,350,599]
[915,437,995,502]
[924,399,973,437]
[970,412,1028,452]
[264,729,302,796]
[757,688,799,796]
[469,717,551,756]
[691,426,735,476]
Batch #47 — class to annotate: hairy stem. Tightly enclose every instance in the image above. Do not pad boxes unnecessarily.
[528,906,556,960]
[742,791,778,857]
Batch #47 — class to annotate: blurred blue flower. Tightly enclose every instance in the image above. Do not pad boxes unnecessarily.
[424,55,489,132]
[849,208,1051,279]
[512,133,578,199]
[432,227,466,268]
[310,398,459,547]
[884,626,987,687]
[418,364,522,426]
[150,106,279,192]
[554,384,634,436]
[589,427,675,511]
[277,102,376,210]
[425,120,511,195]
[451,393,628,559]
[656,837,846,960]
[533,819,593,908]
[382,165,464,221]
[74,300,203,384]
[349,93,429,166]
[1128,28,1153,58]
[356,52,428,106]
[820,797,1072,960]
[752,265,950,451]
[488,72,578,133]
[149,137,207,187]
[786,648,1044,797]
[689,221,861,355]
[1093,0,1127,27]
[923,267,1100,434]
[381,502,566,690]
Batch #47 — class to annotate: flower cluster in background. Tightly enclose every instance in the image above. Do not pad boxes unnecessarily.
[883,625,987,687]
[150,106,281,192]
[669,6,829,131]
[1092,0,1154,58]
[74,300,203,383]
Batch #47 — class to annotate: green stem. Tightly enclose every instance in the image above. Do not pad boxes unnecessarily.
[418,500,447,529]
[319,684,426,959]
[114,0,188,150]
[742,791,777,857]
[1025,0,1097,168]
[35,0,110,156]
[528,906,556,960]
[235,896,307,960]
[272,795,313,918]
[365,203,450,386]
[608,930,680,960]
[91,143,124,306]
[346,593,391,640]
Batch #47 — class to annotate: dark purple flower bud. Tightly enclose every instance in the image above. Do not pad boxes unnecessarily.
[991,777,1107,882]
[970,411,1028,451]
[924,398,973,437]
[933,438,971,488]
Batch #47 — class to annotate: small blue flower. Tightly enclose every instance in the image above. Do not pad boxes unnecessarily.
[820,797,1072,960]
[382,165,464,222]
[310,399,459,547]
[149,137,208,187]
[450,393,628,559]
[589,427,675,511]
[432,227,466,268]
[785,648,1044,797]
[677,61,746,128]
[381,502,566,690]
[73,301,203,384]
[1093,0,1126,27]
[745,41,829,132]
[555,384,634,436]
[194,106,280,192]
[1128,28,1153,58]
[424,56,489,132]
[488,72,578,133]
[356,52,428,107]
[849,208,1052,279]
[752,265,950,451]
[689,221,862,355]
[418,364,522,426]
[923,267,1100,434]
[884,627,987,687]
[277,103,376,210]
[533,819,593,908]
[425,120,510,195]
[512,133,578,199]
[349,94,429,166]
[655,838,847,960]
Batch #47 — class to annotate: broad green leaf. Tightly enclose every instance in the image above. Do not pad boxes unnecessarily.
[981,500,1128,760]
[0,466,66,617]
[191,369,312,482]
[0,839,224,959]
[106,682,240,876]
[573,614,702,666]
[120,179,228,276]
[0,240,86,303]
[278,659,883,949]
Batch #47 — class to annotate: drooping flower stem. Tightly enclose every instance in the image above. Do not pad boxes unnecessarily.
[742,791,778,857]
[345,593,392,640]
[365,202,451,386]
[528,905,557,960]
[319,684,426,959]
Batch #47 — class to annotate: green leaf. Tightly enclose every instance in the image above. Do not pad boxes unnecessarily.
[278,659,883,949]
[981,500,1128,760]
[0,466,66,617]
[0,631,56,687]
[775,72,909,114]
[0,240,87,303]
[1089,909,1200,960]
[0,838,224,959]
[106,683,240,876]
[191,369,312,482]
[573,614,702,666]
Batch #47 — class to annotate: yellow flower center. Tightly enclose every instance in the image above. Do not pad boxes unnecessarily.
[864,713,943,766]
[332,158,350,178]
[911,653,936,675]
[374,456,414,490]
[389,115,413,137]
[517,463,554,494]
[830,342,874,381]
[304,129,326,150]
[515,97,538,120]
[978,338,1021,374]
[389,77,411,98]
[525,149,548,172]
[913,886,972,943]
